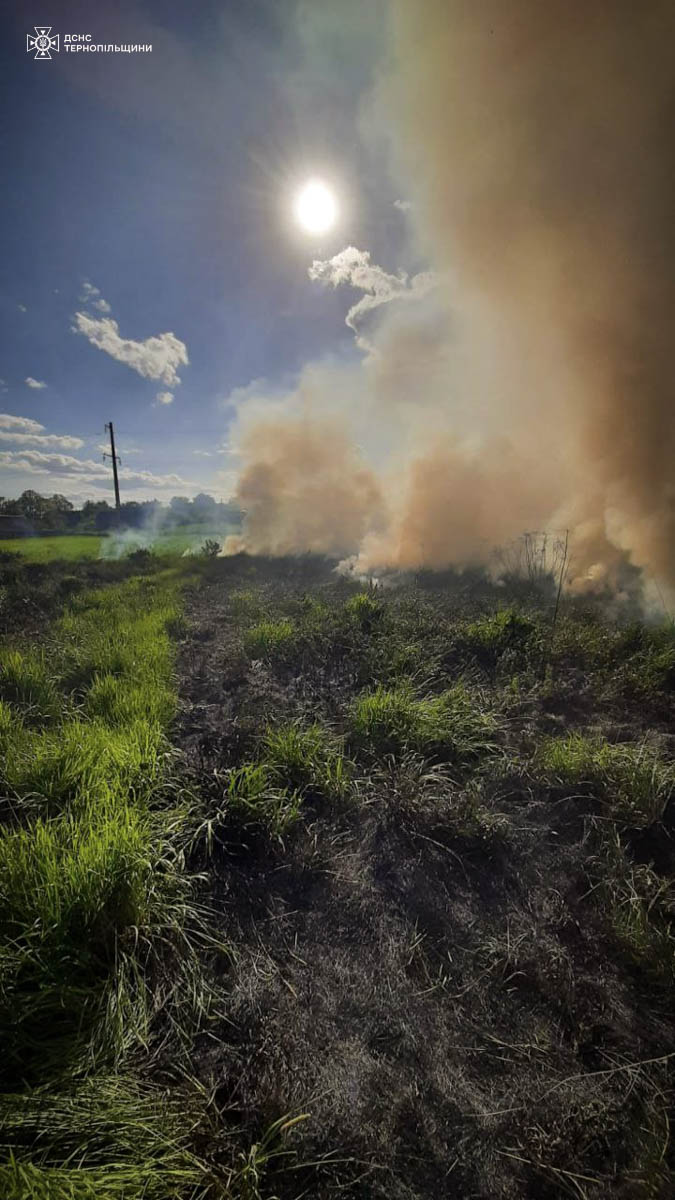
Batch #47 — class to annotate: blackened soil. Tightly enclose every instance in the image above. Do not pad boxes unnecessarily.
[175,558,675,1200]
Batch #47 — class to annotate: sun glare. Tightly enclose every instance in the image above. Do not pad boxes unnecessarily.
[294,180,338,235]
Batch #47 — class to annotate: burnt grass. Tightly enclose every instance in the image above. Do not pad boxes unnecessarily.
[176,555,675,1200]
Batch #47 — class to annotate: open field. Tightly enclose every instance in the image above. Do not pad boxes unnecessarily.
[0,535,104,561]
[0,551,674,1198]
[0,525,239,563]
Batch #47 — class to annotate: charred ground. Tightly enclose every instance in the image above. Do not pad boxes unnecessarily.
[175,555,675,1199]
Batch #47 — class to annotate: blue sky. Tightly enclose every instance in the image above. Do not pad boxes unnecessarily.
[0,0,414,503]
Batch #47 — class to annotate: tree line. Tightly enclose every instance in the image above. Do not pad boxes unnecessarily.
[0,490,243,533]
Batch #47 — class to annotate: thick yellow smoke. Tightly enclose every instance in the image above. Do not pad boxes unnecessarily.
[228,2,675,592]
[224,411,384,558]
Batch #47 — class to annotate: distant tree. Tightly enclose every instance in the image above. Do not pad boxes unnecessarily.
[95,506,118,532]
[168,496,193,525]
[119,501,145,528]
[192,492,217,522]
[81,500,112,529]
[217,499,244,525]
[6,490,73,529]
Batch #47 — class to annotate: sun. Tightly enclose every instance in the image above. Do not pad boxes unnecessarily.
[293,180,338,235]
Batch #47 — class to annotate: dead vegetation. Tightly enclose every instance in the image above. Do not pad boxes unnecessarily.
[174,553,675,1199]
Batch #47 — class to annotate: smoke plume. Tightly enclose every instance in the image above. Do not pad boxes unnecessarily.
[229,2,675,594]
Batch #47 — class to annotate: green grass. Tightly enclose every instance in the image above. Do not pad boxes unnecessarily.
[344,590,383,628]
[0,564,231,1198]
[263,721,349,800]
[0,568,218,1149]
[197,723,349,847]
[0,536,103,562]
[0,650,61,718]
[244,618,295,658]
[222,762,302,839]
[349,682,498,766]
[535,733,674,826]
[0,1075,216,1200]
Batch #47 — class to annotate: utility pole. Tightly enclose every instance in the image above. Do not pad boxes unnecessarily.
[103,422,121,510]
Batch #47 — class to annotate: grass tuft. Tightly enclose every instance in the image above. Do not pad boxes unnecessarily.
[244,618,295,659]
[349,682,498,767]
[263,721,349,800]
[535,733,674,826]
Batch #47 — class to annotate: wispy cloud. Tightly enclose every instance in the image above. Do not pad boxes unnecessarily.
[0,447,195,491]
[394,199,413,212]
[17,304,27,313]
[25,377,47,389]
[0,431,84,450]
[72,312,188,387]
[95,442,141,455]
[154,390,174,406]
[80,280,111,314]
[0,413,45,433]
[192,449,214,457]
[308,246,436,349]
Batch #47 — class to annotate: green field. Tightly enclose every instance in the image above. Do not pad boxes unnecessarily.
[1,526,239,563]
[0,535,104,561]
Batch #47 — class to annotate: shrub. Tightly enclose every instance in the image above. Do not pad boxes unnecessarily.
[463,608,538,670]
[344,591,382,630]
[126,548,154,569]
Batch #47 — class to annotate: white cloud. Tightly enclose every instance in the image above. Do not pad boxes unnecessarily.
[192,449,214,457]
[17,304,27,313]
[394,199,413,212]
[154,390,174,406]
[80,281,112,314]
[0,450,104,477]
[0,413,45,433]
[25,377,47,389]
[0,431,84,450]
[72,312,188,387]
[308,246,436,349]
[95,442,141,455]
[0,448,195,491]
